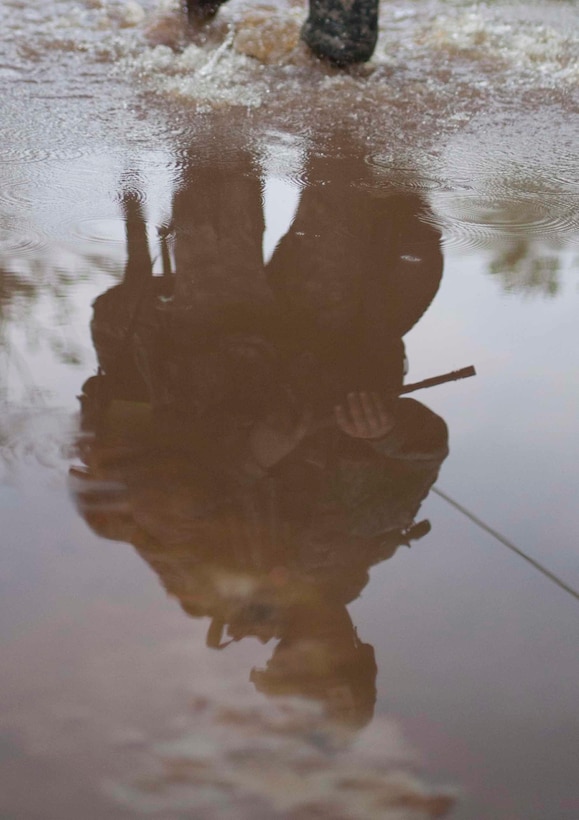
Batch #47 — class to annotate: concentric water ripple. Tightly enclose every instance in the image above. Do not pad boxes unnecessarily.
[364,159,452,192]
[0,223,48,257]
[427,193,579,249]
[113,175,149,207]
[65,218,128,246]
[0,117,89,165]
[0,143,61,166]
[0,181,34,213]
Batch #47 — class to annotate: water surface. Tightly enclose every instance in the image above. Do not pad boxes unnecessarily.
[1,2,578,818]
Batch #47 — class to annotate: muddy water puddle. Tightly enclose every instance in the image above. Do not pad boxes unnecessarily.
[1,2,579,819]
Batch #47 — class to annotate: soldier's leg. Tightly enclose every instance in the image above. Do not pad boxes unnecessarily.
[184,0,228,23]
[301,0,379,65]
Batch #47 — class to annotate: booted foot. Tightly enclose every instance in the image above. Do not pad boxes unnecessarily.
[185,0,229,23]
[301,0,378,65]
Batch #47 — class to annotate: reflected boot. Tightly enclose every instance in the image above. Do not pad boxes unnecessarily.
[185,0,229,22]
[301,0,379,66]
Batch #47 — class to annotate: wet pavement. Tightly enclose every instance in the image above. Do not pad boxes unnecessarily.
[1,1,578,818]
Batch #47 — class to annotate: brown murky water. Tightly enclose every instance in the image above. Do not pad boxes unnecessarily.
[1,1,578,818]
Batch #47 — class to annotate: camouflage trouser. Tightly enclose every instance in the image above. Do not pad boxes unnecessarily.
[301,0,379,65]
[185,0,225,22]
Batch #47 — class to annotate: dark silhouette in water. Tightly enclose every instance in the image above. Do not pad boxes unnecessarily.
[73,149,448,731]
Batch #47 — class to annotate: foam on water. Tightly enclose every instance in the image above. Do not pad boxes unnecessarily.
[118,0,579,110]
[5,0,575,119]
[417,8,579,86]
[127,39,267,109]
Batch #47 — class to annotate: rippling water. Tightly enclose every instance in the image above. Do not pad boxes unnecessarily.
[1,1,578,819]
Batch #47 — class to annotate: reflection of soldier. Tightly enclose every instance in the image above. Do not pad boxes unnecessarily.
[86,150,443,429]
[72,387,446,729]
[72,393,445,730]
[74,148,448,729]
[84,156,278,433]
[266,154,443,412]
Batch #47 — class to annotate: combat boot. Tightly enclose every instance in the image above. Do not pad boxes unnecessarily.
[301,0,379,65]
[185,0,229,23]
